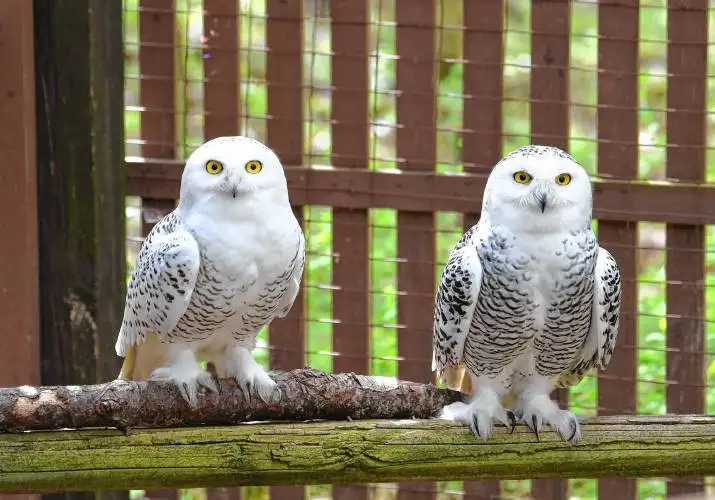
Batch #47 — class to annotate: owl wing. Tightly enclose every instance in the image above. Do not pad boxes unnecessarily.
[115,211,201,358]
[276,229,306,318]
[432,229,483,390]
[557,246,622,388]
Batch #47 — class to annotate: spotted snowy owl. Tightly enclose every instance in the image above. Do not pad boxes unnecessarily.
[116,136,305,406]
[432,145,621,442]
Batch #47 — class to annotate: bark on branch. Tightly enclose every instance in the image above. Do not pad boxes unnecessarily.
[0,368,464,432]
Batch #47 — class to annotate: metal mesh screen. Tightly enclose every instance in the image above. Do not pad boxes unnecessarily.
[123,0,715,498]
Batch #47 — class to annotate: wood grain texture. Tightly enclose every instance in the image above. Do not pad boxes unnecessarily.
[1,416,714,493]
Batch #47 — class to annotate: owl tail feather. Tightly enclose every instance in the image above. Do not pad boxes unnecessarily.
[116,332,167,381]
[117,344,137,380]
[441,365,516,408]
[441,364,473,395]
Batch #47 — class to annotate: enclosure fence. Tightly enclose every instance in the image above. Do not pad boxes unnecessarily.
[1,0,712,499]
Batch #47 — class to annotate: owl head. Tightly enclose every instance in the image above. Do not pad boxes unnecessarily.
[482,145,593,232]
[178,136,289,210]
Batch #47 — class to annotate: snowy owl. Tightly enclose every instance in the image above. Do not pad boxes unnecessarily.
[116,136,305,406]
[432,145,621,442]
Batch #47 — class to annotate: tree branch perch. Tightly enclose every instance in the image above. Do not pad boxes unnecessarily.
[0,368,464,432]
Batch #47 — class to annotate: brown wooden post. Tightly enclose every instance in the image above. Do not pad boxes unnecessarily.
[330,2,371,499]
[665,0,707,495]
[266,1,306,498]
[138,2,179,499]
[0,0,40,389]
[596,1,639,499]
[33,1,126,500]
[530,1,570,498]
[0,3,40,500]
[395,1,437,499]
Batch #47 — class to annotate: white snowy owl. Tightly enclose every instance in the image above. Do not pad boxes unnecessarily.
[432,145,621,442]
[116,136,305,406]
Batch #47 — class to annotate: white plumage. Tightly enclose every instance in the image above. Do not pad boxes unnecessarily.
[116,136,305,406]
[433,145,621,442]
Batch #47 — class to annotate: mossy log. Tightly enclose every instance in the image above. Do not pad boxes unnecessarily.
[1,416,714,492]
[0,368,463,432]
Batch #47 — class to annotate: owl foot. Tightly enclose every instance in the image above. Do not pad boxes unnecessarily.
[517,394,581,442]
[224,346,281,404]
[150,363,218,407]
[440,390,515,441]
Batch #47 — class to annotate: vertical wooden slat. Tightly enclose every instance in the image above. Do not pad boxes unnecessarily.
[665,0,707,495]
[203,6,241,500]
[596,1,638,499]
[331,2,370,499]
[530,2,569,499]
[204,0,239,140]
[330,0,370,379]
[462,1,503,496]
[266,2,305,499]
[396,2,437,499]
[0,3,39,500]
[139,2,178,499]
[0,0,39,388]
[206,489,242,500]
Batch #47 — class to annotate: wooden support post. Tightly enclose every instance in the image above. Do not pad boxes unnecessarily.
[33,1,125,500]
[0,6,41,500]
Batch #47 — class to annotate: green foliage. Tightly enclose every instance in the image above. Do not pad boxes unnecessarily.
[121,0,715,497]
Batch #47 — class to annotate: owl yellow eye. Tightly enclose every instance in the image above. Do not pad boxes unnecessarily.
[245,160,263,174]
[513,171,532,184]
[555,173,572,185]
[205,160,224,175]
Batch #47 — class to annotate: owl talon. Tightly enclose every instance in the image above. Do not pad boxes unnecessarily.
[519,393,582,442]
[531,415,540,440]
[150,360,215,407]
[506,410,517,433]
[468,414,481,438]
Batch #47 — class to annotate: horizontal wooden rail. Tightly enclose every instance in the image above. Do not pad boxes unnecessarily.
[1,416,714,492]
[126,160,715,225]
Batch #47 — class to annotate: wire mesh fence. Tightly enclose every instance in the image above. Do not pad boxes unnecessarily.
[122,0,715,498]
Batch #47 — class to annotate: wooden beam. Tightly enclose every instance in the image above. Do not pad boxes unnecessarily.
[127,161,715,226]
[0,416,713,493]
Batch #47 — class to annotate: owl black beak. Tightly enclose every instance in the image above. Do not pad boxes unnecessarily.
[537,193,547,213]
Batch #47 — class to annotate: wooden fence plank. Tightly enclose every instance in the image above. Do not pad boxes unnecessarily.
[395,2,437,499]
[203,0,239,140]
[0,3,39,500]
[596,1,639,499]
[530,2,570,498]
[266,1,305,499]
[665,0,707,495]
[139,2,178,499]
[330,3,370,499]
[462,0,504,497]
